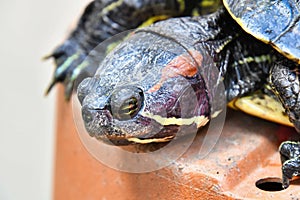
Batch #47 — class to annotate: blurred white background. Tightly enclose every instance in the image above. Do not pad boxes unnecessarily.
[0,0,90,199]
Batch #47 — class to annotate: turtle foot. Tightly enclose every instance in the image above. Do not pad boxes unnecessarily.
[269,62,300,131]
[279,141,300,189]
[45,39,87,100]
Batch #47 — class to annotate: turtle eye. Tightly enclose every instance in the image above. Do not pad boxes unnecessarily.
[110,87,144,121]
[118,96,140,119]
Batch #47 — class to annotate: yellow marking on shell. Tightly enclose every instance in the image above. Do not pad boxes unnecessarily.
[223,1,269,44]
[139,15,171,28]
[127,135,175,144]
[141,111,209,128]
[232,93,294,127]
[223,1,300,64]
[227,99,238,110]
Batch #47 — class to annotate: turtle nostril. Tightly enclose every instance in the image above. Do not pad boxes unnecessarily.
[77,77,92,105]
[110,87,144,121]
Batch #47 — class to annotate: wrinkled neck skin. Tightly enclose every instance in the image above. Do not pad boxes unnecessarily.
[78,9,273,145]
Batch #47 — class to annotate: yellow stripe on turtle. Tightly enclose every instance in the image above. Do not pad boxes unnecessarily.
[141,111,209,128]
[229,93,294,127]
[198,0,222,15]
[176,0,185,13]
[200,0,221,10]
[127,135,175,144]
[101,0,124,15]
[138,15,171,28]
[105,15,172,54]
[234,54,274,66]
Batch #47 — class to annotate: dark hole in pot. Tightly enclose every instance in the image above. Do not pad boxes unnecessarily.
[255,177,285,192]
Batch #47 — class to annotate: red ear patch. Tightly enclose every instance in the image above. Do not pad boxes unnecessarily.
[148,50,203,92]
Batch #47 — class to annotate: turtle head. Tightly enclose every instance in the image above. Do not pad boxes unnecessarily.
[77,31,212,145]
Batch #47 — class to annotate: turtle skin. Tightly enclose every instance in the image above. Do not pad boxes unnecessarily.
[279,141,300,189]
[224,0,300,188]
[270,61,300,188]
[47,0,300,188]
[46,0,220,99]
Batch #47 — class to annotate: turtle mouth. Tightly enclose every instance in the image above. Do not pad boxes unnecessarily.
[81,105,181,145]
[82,107,119,136]
[105,124,179,145]
[81,105,143,144]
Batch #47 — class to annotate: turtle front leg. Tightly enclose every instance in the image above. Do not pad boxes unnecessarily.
[45,38,90,100]
[269,61,300,188]
[269,61,300,131]
[279,141,300,189]
[46,0,203,100]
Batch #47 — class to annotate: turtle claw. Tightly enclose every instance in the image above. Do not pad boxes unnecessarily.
[282,176,290,189]
[64,79,75,101]
[279,141,300,189]
[45,79,56,96]
[63,72,79,101]
[46,53,82,99]
[45,39,87,100]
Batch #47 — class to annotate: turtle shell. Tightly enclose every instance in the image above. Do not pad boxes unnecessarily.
[223,0,300,64]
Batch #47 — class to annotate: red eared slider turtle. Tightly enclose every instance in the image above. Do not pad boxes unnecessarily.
[46,0,299,188]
